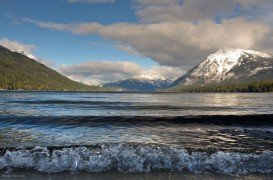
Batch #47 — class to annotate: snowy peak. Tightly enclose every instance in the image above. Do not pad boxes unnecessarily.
[243,49,272,58]
[206,48,271,67]
[204,48,245,77]
[173,48,273,87]
[208,48,243,63]
[132,73,167,81]
[205,48,272,77]
[208,48,271,62]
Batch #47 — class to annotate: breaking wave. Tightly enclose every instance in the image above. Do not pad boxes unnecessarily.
[0,143,272,175]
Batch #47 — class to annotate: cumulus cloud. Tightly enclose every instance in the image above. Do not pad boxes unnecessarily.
[20,18,273,67]
[0,37,54,67]
[68,0,115,4]
[15,0,273,72]
[59,61,183,85]
[59,61,142,85]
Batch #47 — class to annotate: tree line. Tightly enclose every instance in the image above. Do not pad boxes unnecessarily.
[168,80,273,93]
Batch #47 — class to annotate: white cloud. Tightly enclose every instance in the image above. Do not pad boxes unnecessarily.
[0,37,36,55]
[15,0,273,74]
[59,61,183,85]
[21,18,273,67]
[20,18,72,31]
[59,61,142,85]
[68,0,115,4]
[115,44,143,56]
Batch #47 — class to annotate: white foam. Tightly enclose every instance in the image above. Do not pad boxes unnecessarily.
[0,144,272,175]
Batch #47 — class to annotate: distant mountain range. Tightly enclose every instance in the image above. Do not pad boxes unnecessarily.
[169,48,273,92]
[104,48,273,92]
[1,44,272,92]
[103,74,173,91]
[0,45,104,91]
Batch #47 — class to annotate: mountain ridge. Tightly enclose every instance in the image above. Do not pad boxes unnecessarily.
[172,48,273,88]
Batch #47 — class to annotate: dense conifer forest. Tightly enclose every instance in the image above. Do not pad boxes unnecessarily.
[0,45,104,91]
[167,80,273,93]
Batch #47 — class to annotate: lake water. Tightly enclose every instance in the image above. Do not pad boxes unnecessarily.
[0,92,273,177]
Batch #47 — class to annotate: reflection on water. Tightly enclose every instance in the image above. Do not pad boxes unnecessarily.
[0,92,272,152]
[0,92,273,116]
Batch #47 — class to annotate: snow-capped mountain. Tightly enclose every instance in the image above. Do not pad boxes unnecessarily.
[103,73,173,91]
[173,48,273,87]
[132,73,168,81]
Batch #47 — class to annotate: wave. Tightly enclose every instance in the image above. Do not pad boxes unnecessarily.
[0,115,273,127]
[0,143,272,175]
[9,100,239,111]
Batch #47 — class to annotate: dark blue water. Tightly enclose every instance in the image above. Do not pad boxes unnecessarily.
[0,92,273,175]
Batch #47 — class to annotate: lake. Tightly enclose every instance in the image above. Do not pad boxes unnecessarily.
[0,92,272,177]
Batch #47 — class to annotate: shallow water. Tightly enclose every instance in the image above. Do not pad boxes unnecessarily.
[0,92,272,176]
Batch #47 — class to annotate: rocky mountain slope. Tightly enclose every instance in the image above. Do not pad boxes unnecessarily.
[172,48,273,87]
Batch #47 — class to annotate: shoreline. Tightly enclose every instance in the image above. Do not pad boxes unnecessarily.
[0,90,273,94]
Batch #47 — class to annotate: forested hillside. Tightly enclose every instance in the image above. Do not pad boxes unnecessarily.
[166,80,273,93]
[0,45,104,91]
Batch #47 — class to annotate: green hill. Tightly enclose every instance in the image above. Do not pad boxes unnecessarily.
[0,45,104,91]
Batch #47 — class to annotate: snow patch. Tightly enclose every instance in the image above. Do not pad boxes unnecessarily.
[244,50,272,58]
[247,66,273,77]
[133,73,167,81]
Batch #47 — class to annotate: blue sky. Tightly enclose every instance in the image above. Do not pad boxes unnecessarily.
[0,0,157,67]
[0,0,272,84]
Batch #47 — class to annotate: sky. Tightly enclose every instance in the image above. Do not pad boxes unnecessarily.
[0,0,273,85]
